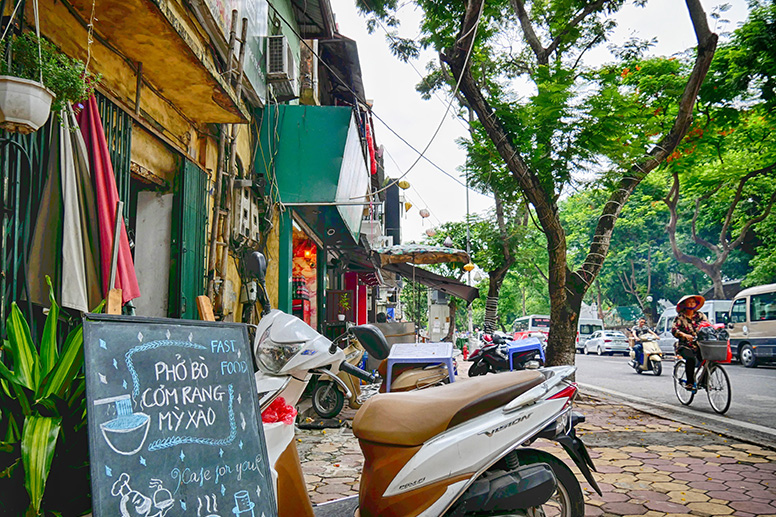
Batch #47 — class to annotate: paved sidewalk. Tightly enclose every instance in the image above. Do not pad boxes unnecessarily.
[296,393,776,516]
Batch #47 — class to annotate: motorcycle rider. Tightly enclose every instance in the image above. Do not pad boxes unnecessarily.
[671,295,708,392]
[630,318,654,368]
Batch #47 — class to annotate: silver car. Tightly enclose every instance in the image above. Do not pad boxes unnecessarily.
[583,330,630,356]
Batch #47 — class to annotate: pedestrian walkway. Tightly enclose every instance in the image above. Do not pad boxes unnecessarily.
[296,393,776,516]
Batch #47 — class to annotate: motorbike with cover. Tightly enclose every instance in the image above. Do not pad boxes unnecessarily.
[468,333,545,377]
[246,252,600,517]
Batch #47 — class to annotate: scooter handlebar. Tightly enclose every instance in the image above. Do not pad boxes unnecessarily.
[340,361,377,384]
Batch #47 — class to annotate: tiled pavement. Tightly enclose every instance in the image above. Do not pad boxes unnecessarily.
[296,395,776,516]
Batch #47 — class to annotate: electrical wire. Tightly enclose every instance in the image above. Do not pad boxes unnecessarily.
[372,15,472,134]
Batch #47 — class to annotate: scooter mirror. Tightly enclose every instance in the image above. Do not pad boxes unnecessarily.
[244,251,267,282]
[350,325,391,360]
[244,251,271,315]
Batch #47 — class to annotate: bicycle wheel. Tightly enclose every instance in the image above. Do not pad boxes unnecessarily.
[673,361,695,406]
[705,363,731,414]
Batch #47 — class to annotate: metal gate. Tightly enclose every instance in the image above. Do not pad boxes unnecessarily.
[0,123,53,337]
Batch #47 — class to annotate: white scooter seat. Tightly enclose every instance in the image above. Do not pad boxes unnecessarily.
[352,370,544,446]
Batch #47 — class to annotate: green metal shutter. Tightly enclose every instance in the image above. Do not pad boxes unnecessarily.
[170,159,208,319]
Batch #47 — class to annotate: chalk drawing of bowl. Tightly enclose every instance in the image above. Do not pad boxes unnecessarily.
[100,412,150,456]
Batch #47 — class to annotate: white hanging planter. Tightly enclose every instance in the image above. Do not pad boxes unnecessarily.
[0,75,55,134]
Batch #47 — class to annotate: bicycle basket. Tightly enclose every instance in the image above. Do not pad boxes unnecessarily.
[698,340,728,361]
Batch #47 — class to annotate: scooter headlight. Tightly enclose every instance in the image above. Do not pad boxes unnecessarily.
[256,327,301,373]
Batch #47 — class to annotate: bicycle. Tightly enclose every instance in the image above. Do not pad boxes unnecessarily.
[673,342,732,414]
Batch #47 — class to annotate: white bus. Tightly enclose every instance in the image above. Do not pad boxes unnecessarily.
[512,315,551,333]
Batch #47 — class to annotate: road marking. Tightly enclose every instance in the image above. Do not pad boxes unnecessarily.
[578,382,776,440]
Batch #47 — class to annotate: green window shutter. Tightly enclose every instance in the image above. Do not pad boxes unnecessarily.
[96,93,132,222]
[170,159,208,319]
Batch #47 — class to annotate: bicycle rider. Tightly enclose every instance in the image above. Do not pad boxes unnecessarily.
[671,295,708,393]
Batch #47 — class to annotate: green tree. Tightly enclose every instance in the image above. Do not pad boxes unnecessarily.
[660,2,776,297]
[361,0,718,365]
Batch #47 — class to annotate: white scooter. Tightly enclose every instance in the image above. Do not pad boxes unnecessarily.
[245,252,600,516]
[629,330,663,376]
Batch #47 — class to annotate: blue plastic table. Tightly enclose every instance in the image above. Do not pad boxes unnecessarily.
[385,342,455,392]
[506,338,544,370]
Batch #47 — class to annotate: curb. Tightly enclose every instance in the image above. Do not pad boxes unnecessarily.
[579,382,776,451]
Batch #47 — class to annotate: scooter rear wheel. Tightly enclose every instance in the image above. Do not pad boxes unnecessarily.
[312,381,345,419]
[512,449,584,517]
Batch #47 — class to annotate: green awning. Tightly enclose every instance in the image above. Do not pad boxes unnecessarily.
[258,105,370,246]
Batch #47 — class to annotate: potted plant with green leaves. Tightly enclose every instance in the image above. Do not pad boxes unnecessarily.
[0,32,99,134]
[0,277,101,515]
[337,293,351,321]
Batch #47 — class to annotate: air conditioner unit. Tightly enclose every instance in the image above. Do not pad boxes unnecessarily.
[266,35,298,99]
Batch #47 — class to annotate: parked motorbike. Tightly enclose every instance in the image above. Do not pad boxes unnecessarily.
[629,337,663,376]
[248,253,600,517]
[468,334,545,377]
[311,326,451,418]
[311,332,374,418]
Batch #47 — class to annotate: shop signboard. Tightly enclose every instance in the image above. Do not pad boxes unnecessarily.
[83,314,276,516]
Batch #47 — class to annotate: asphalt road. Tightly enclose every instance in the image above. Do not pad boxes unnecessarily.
[573,352,776,443]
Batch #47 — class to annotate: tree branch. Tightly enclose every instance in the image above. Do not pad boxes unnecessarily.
[544,0,609,58]
[510,0,546,64]
[727,164,776,250]
[691,195,720,253]
[719,165,774,249]
[664,170,715,274]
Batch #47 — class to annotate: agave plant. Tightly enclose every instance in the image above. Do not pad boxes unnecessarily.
[0,277,99,516]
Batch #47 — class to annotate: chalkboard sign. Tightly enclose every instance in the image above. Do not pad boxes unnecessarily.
[83,314,276,517]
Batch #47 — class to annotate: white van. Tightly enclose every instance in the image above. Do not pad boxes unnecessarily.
[727,283,776,368]
[655,300,732,356]
[576,318,604,353]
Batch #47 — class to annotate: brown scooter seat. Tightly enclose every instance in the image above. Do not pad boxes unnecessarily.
[353,370,545,446]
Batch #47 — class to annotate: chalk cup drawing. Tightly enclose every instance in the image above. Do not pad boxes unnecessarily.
[111,473,174,517]
[232,490,255,517]
[95,394,150,456]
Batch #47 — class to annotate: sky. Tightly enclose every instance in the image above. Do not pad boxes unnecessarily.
[328,0,751,244]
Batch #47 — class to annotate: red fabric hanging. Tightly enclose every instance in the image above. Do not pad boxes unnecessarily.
[76,96,140,304]
[365,120,377,175]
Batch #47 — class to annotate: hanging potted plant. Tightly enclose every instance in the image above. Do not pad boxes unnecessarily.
[0,32,99,134]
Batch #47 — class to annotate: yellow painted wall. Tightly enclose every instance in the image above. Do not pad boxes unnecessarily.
[31,0,275,318]
[36,0,194,150]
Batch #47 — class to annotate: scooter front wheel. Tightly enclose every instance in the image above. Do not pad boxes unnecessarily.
[468,360,489,377]
[312,381,345,419]
[651,360,662,376]
[513,449,584,517]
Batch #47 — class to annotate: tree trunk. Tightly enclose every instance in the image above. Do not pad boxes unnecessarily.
[710,268,725,299]
[482,270,507,334]
[595,280,605,321]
